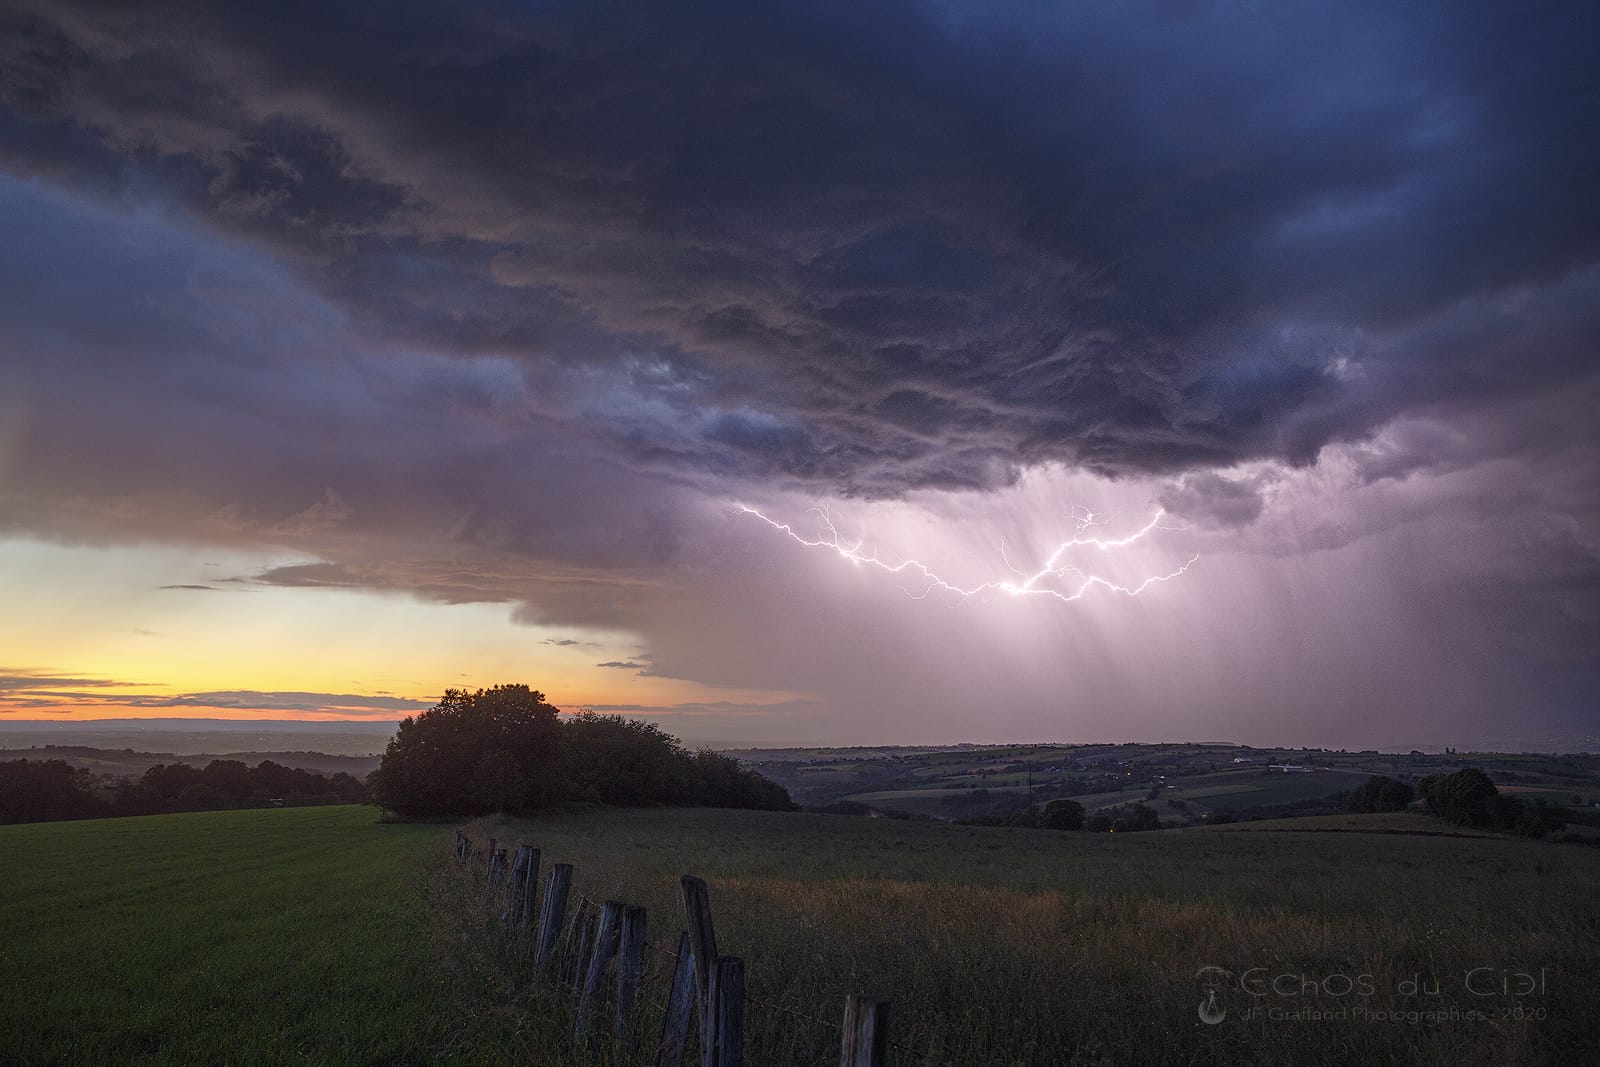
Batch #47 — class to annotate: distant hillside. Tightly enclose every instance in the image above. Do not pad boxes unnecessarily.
[0,718,396,757]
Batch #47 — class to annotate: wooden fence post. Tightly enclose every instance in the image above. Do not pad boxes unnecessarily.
[576,901,624,1036]
[614,905,647,1049]
[680,876,719,1049]
[535,863,573,972]
[500,846,527,921]
[840,995,891,1067]
[568,903,598,989]
[519,846,541,930]
[702,956,744,1067]
[654,931,695,1067]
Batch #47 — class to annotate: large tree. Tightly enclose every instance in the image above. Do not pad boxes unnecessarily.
[370,685,563,818]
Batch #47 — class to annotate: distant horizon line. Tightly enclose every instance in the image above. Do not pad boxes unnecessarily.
[0,716,1595,755]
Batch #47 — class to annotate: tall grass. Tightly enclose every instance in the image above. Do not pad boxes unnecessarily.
[450,806,1599,1066]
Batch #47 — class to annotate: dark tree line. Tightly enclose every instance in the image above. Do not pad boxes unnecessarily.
[1346,775,1415,813]
[958,797,1089,831]
[369,685,795,818]
[122,759,367,814]
[1418,767,1565,837]
[0,759,110,824]
[0,757,366,824]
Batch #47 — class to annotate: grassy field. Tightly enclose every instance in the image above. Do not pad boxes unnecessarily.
[5,804,1597,1066]
[462,805,1598,1066]
[1195,812,1506,836]
[0,805,513,1066]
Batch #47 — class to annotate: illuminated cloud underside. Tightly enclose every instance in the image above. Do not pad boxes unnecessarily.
[0,1,1594,746]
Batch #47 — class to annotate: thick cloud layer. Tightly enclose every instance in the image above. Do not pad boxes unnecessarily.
[4,0,1596,493]
[1,2,1596,743]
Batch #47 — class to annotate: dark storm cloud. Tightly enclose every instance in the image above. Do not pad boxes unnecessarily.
[1157,472,1270,530]
[3,0,1595,494]
[2,1,1597,746]
[0,176,694,594]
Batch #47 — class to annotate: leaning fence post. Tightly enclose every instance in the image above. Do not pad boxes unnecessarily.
[614,905,647,1049]
[494,847,509,886]
[568,902,598,988]
[840,995,891,1067]
[702,956,744,1067]
[655,930,695,1067]
[681,876,719,1049]
[577,901,624,1036]
[500,846,527,920]
[519,847,541,930]
[535,863,573,972]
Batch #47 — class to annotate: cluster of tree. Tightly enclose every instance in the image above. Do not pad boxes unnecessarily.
[0,759,110,824]
[1346,775,1416,813]
[0,757,365,824]
[118,759,367,814]
[1085,802,1163,833]
[1418,767,1565,837]
[959,798,1087,831]
[368,686,795,818]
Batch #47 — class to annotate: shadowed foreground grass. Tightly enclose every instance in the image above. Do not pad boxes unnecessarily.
[459,806,1600,1067]
[0,805,515,1066]
[3,804,1594,1065]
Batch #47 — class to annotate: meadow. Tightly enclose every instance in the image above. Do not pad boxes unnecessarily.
[465,806,1599,1066]
[3,803,1596,1066]
[0,806,515,1065]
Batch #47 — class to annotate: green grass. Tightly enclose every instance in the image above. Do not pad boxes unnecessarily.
[6,803,1597,1066]
[463,805,1600,1066]
[0,806,506,1066]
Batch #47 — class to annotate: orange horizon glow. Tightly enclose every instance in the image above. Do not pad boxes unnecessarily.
[0,537,812,732]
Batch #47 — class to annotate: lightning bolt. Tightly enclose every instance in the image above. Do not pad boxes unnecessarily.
[735,503,1198,603]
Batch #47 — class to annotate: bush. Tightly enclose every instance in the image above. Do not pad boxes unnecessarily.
[1041,798,1085,831]
[562,714,692,806]
[1347,775,1415,813]
[1419,768,1498,826]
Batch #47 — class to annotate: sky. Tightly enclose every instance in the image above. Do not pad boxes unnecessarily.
[0,1,1596,749]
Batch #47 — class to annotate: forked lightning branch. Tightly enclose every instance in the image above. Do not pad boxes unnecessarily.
[736,503,1198,603]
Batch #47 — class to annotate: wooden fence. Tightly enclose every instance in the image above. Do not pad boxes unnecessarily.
[453,830,895,1066]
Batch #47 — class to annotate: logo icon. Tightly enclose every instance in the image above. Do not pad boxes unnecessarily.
[1195,966,1230,1025]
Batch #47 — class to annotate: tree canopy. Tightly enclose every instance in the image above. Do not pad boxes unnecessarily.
[369,685,564,818]
[1346,775,1415,814]
[369,687,794,818]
